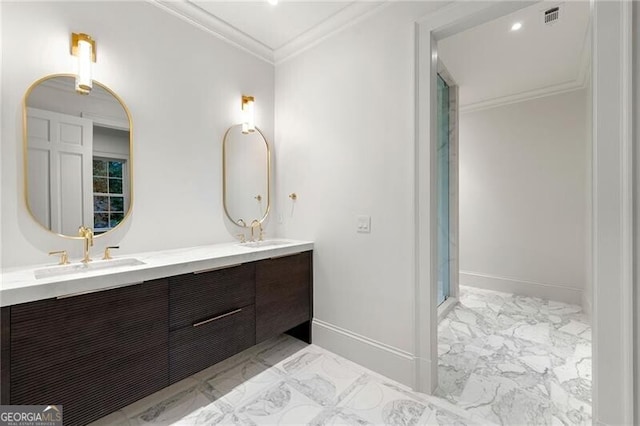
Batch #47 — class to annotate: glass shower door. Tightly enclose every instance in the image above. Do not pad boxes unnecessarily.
[437,75,450,306]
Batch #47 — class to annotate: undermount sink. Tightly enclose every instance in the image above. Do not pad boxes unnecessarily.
[239,240,293,249]
[34,258,146,280]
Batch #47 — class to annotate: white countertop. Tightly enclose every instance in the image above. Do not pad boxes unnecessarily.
[0,239,313,307]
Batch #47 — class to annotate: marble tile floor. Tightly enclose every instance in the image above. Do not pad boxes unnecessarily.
[90,286,591,426]
[437,286,592,425]
[90,334,483,426]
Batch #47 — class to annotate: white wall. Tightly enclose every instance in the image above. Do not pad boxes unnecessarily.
[584,75,592,318]
[1,1,274,268]
[0,1,3,274]
[275,1,446,386]
[458,89,589,305]
[634,2,640,420]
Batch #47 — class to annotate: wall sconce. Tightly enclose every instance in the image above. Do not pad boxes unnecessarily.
[71,33,96,95]
[241,95,255,134]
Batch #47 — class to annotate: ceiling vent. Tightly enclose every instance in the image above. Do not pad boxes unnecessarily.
[544,6,560,25]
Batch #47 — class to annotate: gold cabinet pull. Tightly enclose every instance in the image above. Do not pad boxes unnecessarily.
[193,308,242,328]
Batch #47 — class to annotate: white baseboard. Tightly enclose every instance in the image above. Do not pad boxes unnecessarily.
[312,319,415,387]
[460,271,583,306]
[414,356,436,394]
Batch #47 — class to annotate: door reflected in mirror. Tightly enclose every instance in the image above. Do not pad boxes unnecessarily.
[24,75,132,237]
[223,125,270,227]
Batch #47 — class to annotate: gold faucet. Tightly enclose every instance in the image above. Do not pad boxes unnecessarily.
[250,220,263,242]
[102,246,119,260]
[48,250,70,265]
[78,226,94,263]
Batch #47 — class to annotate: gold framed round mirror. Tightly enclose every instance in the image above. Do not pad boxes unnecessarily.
[222,125,271,227]
[23,74,133,239]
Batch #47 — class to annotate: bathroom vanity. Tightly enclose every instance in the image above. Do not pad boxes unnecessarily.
[4,64,302,425]
[0,241,312,426]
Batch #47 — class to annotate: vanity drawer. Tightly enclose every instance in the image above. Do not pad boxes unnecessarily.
[169,263,255,331]
[169,304,255,383]
[10,279,168,372]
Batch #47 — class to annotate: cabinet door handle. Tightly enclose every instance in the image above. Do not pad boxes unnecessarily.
[269,254,293,260]
[57,282,143,299]
[193,263,243,274]
[192,308,242,327]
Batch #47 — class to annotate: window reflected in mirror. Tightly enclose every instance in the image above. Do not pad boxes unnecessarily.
[92,157,127,234]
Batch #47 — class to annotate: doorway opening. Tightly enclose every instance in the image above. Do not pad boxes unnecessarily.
[416,1,634,424]
[430,3,594,423]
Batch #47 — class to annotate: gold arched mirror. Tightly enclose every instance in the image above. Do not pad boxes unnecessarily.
[222,125,271,227]
[23,74,133,238]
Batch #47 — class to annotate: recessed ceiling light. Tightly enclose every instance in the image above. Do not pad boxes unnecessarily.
[511,22,522,31]
[267,0,278,5]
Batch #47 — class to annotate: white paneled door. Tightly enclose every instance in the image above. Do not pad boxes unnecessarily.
[27,107,93,235]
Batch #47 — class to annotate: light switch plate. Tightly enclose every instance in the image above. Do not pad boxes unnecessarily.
[357,215,371,233]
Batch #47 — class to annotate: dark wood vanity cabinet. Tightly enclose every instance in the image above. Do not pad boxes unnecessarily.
[0,250,312,426]
[168,264,256,383]
[256,251,312,343]
[4,279,169,426]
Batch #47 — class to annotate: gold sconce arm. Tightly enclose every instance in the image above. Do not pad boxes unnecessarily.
[70,33,96,61]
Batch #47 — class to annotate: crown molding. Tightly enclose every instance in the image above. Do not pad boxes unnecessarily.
[148,0,389,67]
[460,21,591,114]
[149,0,589,106]
[149,0,274,64]
[459,76,587,114]
[273,1,390,64]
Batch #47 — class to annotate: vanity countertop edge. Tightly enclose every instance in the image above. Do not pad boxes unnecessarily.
[0,239,314,307]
